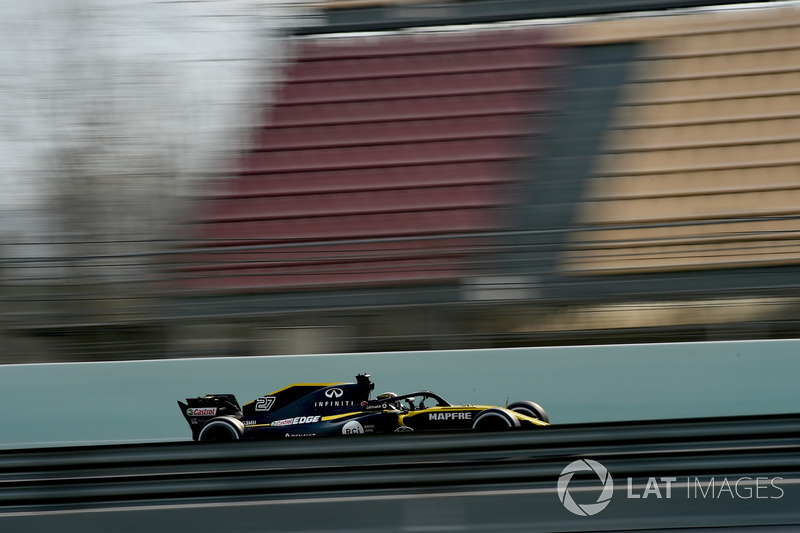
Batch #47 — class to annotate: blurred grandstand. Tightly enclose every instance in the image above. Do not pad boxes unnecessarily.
[2,0,800,362]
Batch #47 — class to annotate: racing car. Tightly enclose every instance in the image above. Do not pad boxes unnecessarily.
[179,374,548,441]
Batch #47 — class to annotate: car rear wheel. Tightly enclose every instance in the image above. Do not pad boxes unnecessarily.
[197,417,244,442]
[471,408,521,431]
[507,401,549,423]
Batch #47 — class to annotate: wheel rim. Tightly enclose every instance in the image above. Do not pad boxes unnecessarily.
[473,412,513,430]
[199,421,240,442]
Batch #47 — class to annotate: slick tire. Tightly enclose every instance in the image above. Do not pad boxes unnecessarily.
[197,416,245,442]
[507,401,549,423]
[471,408,521,431]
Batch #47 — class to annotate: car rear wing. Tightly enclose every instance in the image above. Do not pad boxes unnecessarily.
[178,394,242,440]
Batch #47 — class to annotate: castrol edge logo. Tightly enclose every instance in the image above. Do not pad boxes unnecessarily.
[186,407,217,417]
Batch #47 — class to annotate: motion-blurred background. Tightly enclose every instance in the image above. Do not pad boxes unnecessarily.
[2,0,800,363]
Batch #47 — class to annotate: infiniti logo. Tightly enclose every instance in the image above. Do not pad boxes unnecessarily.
[325,388,344,399]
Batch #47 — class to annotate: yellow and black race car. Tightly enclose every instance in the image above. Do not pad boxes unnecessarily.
[179,374,548,442]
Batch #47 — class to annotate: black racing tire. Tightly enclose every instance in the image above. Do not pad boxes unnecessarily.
[471,408,521,431]
[197,417,244,442]
[507,401,549,423]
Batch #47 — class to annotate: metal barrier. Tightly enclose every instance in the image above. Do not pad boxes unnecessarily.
[301,0,780,34]
[1,414,799,532]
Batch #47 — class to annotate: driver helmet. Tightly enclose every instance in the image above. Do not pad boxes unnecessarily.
[376,392,399,410]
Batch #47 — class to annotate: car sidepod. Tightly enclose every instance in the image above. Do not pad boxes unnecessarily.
[323,411,395,436]
[399,406,547,432]
[243,411,392,439]
[399,407,485,431]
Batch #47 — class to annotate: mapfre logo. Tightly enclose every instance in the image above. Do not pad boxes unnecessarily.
[557,459,614,516]
[325,388,344,399]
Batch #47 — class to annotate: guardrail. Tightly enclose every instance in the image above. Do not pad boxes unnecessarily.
[2,414,799,532]
[298,0,779,35]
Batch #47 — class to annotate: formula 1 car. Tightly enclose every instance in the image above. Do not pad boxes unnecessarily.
[178,374,548,441]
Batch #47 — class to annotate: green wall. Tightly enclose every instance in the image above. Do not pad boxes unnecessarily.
[2,339,798,449]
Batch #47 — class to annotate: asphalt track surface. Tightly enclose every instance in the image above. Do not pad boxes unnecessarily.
[1,414,799,532]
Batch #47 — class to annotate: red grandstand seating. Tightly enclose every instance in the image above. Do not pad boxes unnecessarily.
[226,162,508,197]
[269,92,547,127]
[178,27,558,291]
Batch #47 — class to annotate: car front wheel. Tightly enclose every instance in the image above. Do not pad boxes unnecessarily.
[471,408,521,431]
[507,401,549,423]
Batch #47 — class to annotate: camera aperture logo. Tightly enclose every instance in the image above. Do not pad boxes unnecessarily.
[557,459,614,516]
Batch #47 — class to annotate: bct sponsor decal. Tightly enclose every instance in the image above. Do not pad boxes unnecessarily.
[186,407,217,417]
[325,388,344,398]
[428,412,472,421]
[272,416,321,427]
[342,420,364,435]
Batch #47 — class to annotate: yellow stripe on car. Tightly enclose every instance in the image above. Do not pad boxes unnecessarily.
[513,412,549,426]
[321,411,362,422]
